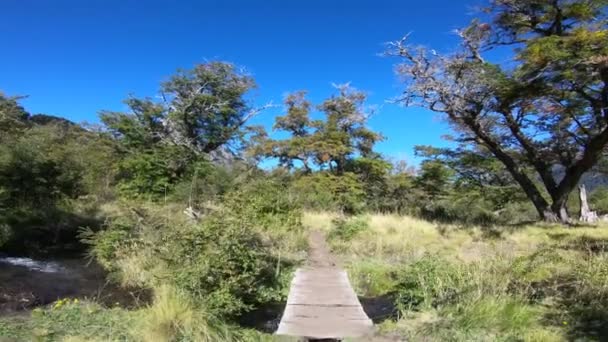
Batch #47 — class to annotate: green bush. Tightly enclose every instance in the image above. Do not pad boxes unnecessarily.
[92,210,284,319]
[224,178,302,232]
[91,179,303,319]
[292,172,366,214]
[590,186,608,214]
[328,216,369,241]
[395,255,465,311]
[160,213,281,318]
[83,218,134,271]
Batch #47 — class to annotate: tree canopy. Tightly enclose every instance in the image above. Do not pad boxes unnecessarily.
[388,0,608,222]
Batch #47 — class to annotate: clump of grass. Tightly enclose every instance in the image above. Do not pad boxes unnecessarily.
[328,215,369,242]
[0,292,280,342]
[136,286,228,342]
[348,260,399,297]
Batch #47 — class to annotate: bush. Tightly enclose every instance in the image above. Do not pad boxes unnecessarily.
[160,213,281,318]
[90,179,304,320]
[395,255,465,311]
[291,172,366,214]
[590,186,608,214]
[223,178,302,232]
[328,216,369,242]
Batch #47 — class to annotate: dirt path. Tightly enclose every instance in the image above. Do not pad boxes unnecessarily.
[306,230,338,268]
[276,230,373,339]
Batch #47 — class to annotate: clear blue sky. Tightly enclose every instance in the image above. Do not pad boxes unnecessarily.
[1,0,483,165]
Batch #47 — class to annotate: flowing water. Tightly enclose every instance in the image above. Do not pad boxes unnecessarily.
[0,256,147,314]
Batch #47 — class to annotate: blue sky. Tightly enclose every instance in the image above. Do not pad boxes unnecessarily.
[1,0,483,165]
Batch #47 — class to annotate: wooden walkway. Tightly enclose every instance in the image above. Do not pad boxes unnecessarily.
[276,231,373,340]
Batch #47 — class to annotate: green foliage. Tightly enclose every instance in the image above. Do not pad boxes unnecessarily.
[91,212,282,319]
[160,215,279,318]
[590,186,608,214]
[0,122,106,254]
[101,61,259,200]
[0,93,29,139]
[395,255,465,311]
[292,172,366,214]
[115,145,193,199]
[0,142,82,208]
[0,300,135,341]
[90,179,303,319]
[414,160,453,201]
[328,216,369,242]
[223,178,302,231]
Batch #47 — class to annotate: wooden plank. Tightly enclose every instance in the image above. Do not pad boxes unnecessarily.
[276,266,373,339]
[277,319,372,340]
[281,304,370,320]
[276,230,373,338]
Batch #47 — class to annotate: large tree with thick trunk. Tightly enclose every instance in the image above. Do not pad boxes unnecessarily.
[388,0,608,222]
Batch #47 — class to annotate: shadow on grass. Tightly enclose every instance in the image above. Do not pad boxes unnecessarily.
[559,235,608,254]
[544,284,608,340]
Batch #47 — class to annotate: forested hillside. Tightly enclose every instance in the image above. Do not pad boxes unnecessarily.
[1,0,608,341]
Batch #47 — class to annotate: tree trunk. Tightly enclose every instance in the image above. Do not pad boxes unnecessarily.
[579,184,598,223]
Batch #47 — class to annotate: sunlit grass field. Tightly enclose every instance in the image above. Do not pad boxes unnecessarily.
[304,212,608,341]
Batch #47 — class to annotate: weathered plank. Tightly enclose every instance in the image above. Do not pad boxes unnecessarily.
[276,266,373,339]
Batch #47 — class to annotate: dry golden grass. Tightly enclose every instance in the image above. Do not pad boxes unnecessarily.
[301,211,338,232]
[314,211,608,264]
[309,211,608,341]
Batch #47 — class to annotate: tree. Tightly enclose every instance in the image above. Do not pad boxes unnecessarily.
[252,85,386,213]
[102,61,262,156]
[101,61,264,198]
[256,84,383,174]
[415,145,527,210]
[0,93,29,140]
[252,91,317,172]
[414,159,454,202]
[316,84,383,175]
[388,0,608,222]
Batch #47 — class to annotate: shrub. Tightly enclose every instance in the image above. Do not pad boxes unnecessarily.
[160,213,281,318]
[223,178,302,231]
[590,186,608,214]
[328,216,369,242]
[395,255,465,311]
[291,172,366,214]
[91,179,303,320]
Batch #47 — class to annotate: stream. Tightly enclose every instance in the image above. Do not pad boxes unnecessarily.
[0,256,147,314]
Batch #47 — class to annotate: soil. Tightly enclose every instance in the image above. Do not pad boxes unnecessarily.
[307,230,339,268]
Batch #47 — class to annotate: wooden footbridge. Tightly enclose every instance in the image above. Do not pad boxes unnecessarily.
[276,231,373,340]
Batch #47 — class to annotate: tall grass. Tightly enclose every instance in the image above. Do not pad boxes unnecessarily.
[314,211,608,341]
[136,286,229,342]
